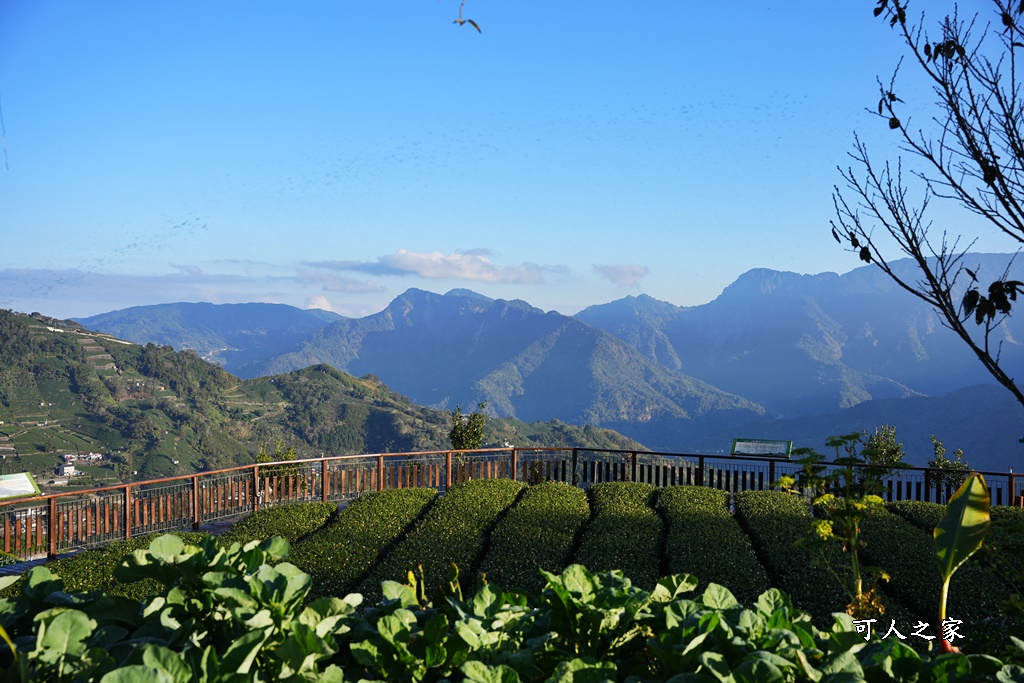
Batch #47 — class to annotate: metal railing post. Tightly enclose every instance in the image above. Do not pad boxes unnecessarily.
[571,448,579,487]
[253,465,261,512]
[47,497,58,560]
[630,452,637,483]
[377,454,385,491]
[769,459,776,489]
[445,451,453,490]
[697,455,705,487]
[511,449,518,482]
[124,485,133,540]
[192,475,200,530]
[322,457,330,503]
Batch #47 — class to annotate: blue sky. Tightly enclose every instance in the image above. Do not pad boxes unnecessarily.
[0,1,999,319]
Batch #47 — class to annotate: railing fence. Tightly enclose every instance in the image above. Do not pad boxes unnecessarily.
[0,447,1018,561]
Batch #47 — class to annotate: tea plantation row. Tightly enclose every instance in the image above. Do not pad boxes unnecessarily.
[5,480,1022,652]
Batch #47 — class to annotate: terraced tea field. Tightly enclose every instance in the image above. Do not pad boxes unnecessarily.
[13,479,1021,654]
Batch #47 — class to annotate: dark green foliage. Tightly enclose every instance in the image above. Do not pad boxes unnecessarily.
[658,485,770,605]
[217,500,336,546]
[734,490,851,627]
[862,423,906,468]
[450,402,486,450]
[0,534,358,681]
[927,435,971,501]
[573,482,662,589]
[356,479,524,602]
[289,489,437,600]
[6,535,1023,682]
[477,481,589,596]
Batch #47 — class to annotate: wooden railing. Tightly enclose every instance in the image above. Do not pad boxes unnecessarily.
[0,447,1019,562]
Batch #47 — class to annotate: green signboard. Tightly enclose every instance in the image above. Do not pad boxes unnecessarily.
[730,438,793,459]
[0,472,40,501]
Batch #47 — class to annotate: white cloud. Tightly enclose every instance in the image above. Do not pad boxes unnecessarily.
[304,295,336,312]
[593,264,650,287]
[308,249,561,284]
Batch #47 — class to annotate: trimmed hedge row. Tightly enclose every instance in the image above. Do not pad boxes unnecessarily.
[889,500,1024,561]
[733,490,850,627]
[218,500,336,546]
[573,482,662,590]
[477,481,590,596]
[658,486,769,605]
[886,499,944,532]
[356,479,524,601]
[288,488,437,600]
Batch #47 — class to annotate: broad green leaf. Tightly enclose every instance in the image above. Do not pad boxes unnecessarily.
[455,620,483,649]
[219,628,268,675]
[259,536,290,562]
[141,644,194,683]
[697,651,733,682]
[651,573,699,603]
[934,474,990,582]
[560,564,598,600]
[755,588,792,617]
[350,640,384,669]
[319,664,348,683]
[380,581,417,607]
[24,566,63,601]
[99,664,175,683]
[733,658,784,683]
[472,582,503,617]
[148,534,186,562]
[37,609,93,662]
[378,613,411,646]
[461,660,521,683]
[820,649,864,676]
[547,657,617,683]
[702,583,739,610]
[275,623,332,673]
[997,664,1024,682]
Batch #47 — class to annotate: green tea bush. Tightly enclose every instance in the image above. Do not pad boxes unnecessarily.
[356,478,523,601]
[573,482,662,589]
[887,499,944,531]
[659,485,769,605]
[289,488,437,600]
[477,481,589,596]
[218,500,336,546]
[888,501,1021,589]
[734,490,850,627]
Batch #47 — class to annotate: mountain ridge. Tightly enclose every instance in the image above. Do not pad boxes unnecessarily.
[65,254,1024,468]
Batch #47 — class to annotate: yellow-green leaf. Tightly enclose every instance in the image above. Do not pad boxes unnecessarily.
[934,474,990,582]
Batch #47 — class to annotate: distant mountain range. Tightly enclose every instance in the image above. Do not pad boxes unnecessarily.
[75,254,1024,470]
[0,310,644,488]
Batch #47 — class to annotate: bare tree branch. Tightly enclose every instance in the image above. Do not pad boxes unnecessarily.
[833,0,1024,408]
